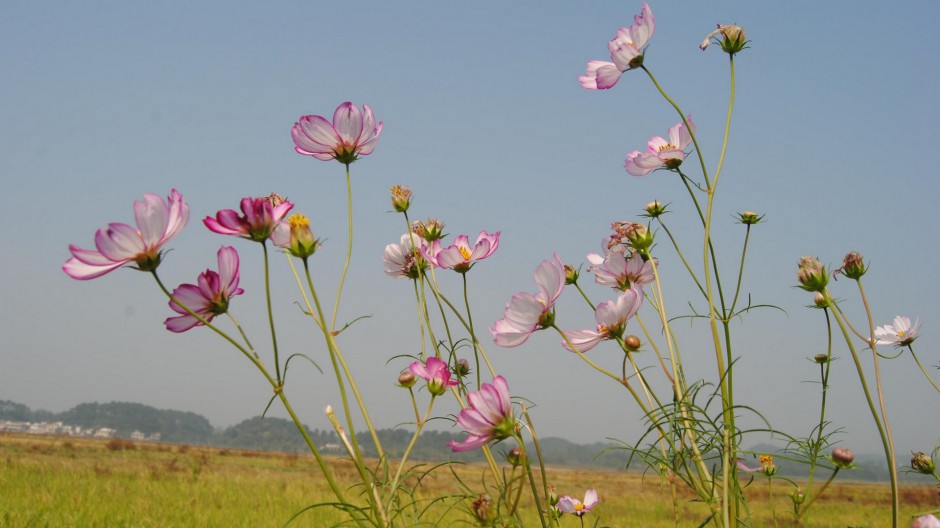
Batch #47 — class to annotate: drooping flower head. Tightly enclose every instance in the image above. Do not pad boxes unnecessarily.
[490,254,566,347]
[424,231,500,273]
[625,117,695,176]
[562,286,643,353]
[579,3,654,89]
[64,189,189,280]
[204,196,294,242]
[875,316,922,347]
[409,356,459,396]
[448,376,515,452]
[271,213,320,259]
[164,246,245,333]
[383,233,428,280]
[556,489,599,517]
[292,102,383,165]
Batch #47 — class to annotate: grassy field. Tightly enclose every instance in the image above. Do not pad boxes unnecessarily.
[1,433,936,527]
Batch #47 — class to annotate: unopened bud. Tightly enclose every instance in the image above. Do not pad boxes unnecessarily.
[797,256,828,292]
[397,371,417,388]
[911,452,937,475]
[643,200,667,218]
[814,354,829,364]
[453,358,471,378]
[564,265,580,285]
[814,292,830,309]
[624,335,642,351]
[506,447,524,466]
[547,485,559,506]
[390,185,413,213]
[831,447,855,469]
[738,211,763,225]
[833,251,867,281]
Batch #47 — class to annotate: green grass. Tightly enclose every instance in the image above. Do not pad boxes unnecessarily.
[1,433,936,527]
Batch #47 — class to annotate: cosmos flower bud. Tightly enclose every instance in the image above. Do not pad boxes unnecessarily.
[506,447,524,466]
[390,185,413,213]
[454,358,471,378]
[797,256,828,292]
[643,200,667,218]
[737,211,763,225]
[397,371,416,388]
[547,485,559,506]
[911,452,937,475]
[814,292,830,309]
[814,354,829,364]
[788,488,806,505]
[412,218,446,242]
[700,24,748,55]
[624,335,642,351]
[564,265,580,285]
[831,447,855,469]
[833,251,867,281]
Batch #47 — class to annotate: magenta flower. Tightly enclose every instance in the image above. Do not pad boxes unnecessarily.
[292,102,383,165]
[383,233,428,280]
[448,376,515,452]
[913,514,940,528]
[424,231,500,273]
[164,246,245,333]
[586,250,654,291]
[579,2,654,90]
[490,254,566,347]
[874,315,922,347]
[63,189,189,280]
[556,489,599,517]
[562,287,643,353]
[204,196,294,242]
[625,117,695,176]
[409,357,459,396]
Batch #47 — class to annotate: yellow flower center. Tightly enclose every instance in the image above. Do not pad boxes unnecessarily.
[288,214,310,228]
[459,246,472,260]
[896,330,907,339]
[574,502,585,512]
[658,143,677,153]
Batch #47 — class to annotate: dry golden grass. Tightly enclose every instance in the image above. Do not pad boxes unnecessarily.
[1,433,936,527]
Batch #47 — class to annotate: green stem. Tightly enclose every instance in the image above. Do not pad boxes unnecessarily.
[798,468,840,521]
[331,164,354,331]
[515,434,549,528]
[908,344,940,394]
[385,396,435,518]
[521,405,560,528]
[261,242,281,383]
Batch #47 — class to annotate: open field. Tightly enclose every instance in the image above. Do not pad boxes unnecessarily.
[1,433,937,527]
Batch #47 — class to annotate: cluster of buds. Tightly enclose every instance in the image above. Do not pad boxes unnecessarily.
[389,185,412,213]
[700,24,748,55]
[796,256,828,292]
[833,251,867,281]
[412,218,445,242]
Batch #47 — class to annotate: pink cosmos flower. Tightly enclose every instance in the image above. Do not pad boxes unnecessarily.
[874,315,922,347]
[586,250,654,291]
[625,116,695,176]
[424,231,500,273]
[383,233,428,280]
[579,3,654,90]
[204,196,294,242]
[448,376,515,452]
[409,357,459,396]
[489,254,566,347]
[562,286,643,353]
[913,514,940,528]
[63,189,189,280]
[164,246,245,333]
[557,489,599,517]
[292,102,383,165]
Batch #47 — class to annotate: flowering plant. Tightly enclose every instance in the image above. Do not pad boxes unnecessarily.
[63,5,939,528]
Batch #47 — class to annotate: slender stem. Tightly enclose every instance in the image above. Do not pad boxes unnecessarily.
[463,272,497,381]
[728,225,752,315]
[515,434,549,528]
[521,405,560,528]
[656,216,707,299]
[798,468,840,521]
[573,281,596,311]
[331,164,354,331]
[385,396,436,518]
[261,242,282,383]
[908,344,940,394]
[806,308,834,495]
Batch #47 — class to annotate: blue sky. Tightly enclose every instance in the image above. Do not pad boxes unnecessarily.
[2,1,939,456]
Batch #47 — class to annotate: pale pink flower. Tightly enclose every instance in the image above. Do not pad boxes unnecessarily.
[913,514,940,528]
[409,356,459,396]
[204,196,293,242]
[449,376,515,452]
[490,254,566,347]
[424,231,500,273]
[557,489,599,517]
[563,287,643,353]
[292,102,383,165]
[625,117,695,176]
[164,246,244,333]
[874,316,922,347]
[579,3,654,90]
[64,189,189,280]
[383,233,428,280]
[586,250,654,291]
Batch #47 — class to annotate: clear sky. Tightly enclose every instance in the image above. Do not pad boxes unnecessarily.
[2,1,938,457]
